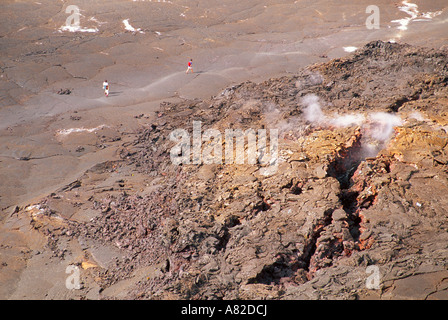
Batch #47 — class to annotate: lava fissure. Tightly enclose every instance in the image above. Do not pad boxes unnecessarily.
[300,208,335,273]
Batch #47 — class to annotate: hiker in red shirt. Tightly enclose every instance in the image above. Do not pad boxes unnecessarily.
[186,59,193,74]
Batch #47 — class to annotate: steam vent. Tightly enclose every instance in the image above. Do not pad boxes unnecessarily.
[6,41,448,300]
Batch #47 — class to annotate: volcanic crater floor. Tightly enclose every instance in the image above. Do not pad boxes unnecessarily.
[3,41,448,300]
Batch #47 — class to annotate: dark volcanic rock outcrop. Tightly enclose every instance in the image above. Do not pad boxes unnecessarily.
[29,41,448,300]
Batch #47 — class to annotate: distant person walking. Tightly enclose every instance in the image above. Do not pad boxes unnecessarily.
[103,80,109,97]
[186,59,193,74]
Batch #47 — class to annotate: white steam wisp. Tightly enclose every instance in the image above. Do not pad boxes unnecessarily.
[301,94,402,157]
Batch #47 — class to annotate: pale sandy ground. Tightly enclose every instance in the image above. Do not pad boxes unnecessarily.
[0,0,447,299]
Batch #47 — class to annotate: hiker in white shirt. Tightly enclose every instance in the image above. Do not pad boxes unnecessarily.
[103,80,109,97]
